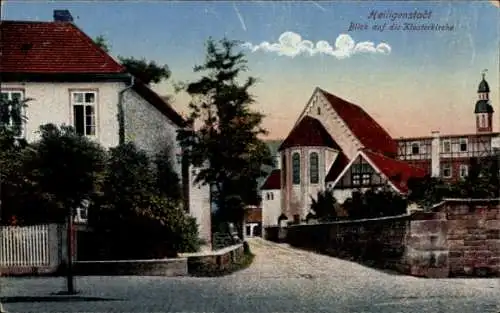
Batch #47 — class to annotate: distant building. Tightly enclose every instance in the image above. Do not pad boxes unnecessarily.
[397,72,497,181]
[260,72,498,223]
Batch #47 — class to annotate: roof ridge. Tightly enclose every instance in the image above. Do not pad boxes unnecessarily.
[319,88,364,110]
[1,20,58,24]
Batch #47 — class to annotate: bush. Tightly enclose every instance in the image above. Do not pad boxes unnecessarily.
[343,187,408,220]
[1,124,106,225]
[90,143,200,258]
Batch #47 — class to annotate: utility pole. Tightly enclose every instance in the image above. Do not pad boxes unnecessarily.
[66,205,75,294]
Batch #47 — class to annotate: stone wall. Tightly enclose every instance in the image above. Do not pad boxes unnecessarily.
[180,243,246,275]
[286,215,410,271]
[264,226,287,242]
[74,258,188,276]
[269,199,500,278]
[408,199,500,277]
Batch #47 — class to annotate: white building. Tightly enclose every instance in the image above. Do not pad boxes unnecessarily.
[260,169,281,227]
[0,13,211,250]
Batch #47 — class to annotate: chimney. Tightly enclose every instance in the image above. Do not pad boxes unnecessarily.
[53,10,74,22]
[431,131,440,178]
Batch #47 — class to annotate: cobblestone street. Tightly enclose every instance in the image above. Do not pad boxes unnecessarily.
[1,238,499,313]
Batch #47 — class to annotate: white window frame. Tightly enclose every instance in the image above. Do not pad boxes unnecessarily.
[459,138,468,152]
[352,173,361,186]
[1,90,26,138]
[442,164,452,178]
[411,142,420,155]
[442,140,451,153]
[459,164,468,179]
[70,90,98,137]
[269,192,274,200]
[361,173,371,185]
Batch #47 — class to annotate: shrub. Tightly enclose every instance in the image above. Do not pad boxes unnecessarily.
[343,187,407,220]
[90,143,200,258]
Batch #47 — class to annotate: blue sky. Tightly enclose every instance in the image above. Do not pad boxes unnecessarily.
[2,1,499,139]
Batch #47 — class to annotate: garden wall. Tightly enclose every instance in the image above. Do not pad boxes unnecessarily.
[408,199,499,277]
[74,258,188,276]
[285,215,410,272]
[180,243,245,275]
[267,198,500,278]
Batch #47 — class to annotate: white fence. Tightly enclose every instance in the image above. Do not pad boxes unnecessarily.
[0,224,51,267]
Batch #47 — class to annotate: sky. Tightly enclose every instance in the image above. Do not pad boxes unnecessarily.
[2,1,499,139]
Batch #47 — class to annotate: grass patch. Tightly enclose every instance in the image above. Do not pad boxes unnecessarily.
[188,250,255,277]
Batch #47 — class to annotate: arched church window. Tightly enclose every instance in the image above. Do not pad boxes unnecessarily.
[282,154,287,184]
[481,115,486,127]
[292,152,300,184]
[309,152,319,184]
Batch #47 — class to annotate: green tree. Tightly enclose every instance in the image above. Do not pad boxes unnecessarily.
[24,124,107,221]
[310,190,338,221]
[154,146,182,204]
[177,38,273,238]
[90,142,156,228]
[89,143,199,258]
[94,35,110,53]
[118,57,171,85]
[94,34,171,85]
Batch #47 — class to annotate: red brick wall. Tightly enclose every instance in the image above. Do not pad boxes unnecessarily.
[408,199,500,277]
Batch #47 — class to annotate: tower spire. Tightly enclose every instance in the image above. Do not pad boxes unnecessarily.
[482,68,487,80]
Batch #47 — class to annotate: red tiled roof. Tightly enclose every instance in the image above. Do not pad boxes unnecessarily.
[260,169,281,190]
[0,21,125,73]
[362,149,427,193]
[132,81,187,127]
[325,151,350,182]
[320,89,398,157]
[278,116,340,151]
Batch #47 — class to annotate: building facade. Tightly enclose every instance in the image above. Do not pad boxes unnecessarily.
[0,15,212,249]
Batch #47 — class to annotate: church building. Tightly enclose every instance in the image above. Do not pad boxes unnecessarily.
[261,72,498,226]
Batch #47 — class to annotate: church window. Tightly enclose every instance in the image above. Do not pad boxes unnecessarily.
[282,154,287,183]
[309,152,319,184]
[292,152,300,184]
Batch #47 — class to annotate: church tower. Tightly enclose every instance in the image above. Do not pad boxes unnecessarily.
[474,70,493,133]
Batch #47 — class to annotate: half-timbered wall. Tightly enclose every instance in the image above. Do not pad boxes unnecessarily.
[333,156,385,189]
[396,134,496,182]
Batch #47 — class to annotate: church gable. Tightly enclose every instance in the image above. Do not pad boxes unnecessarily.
[278,116,340,151]
[331,155,385,190]
[294,88,363,159]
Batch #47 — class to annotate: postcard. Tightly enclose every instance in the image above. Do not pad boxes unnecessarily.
[0,1,499,313]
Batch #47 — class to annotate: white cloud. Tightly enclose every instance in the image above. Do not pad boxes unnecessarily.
[242,31,391,59]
